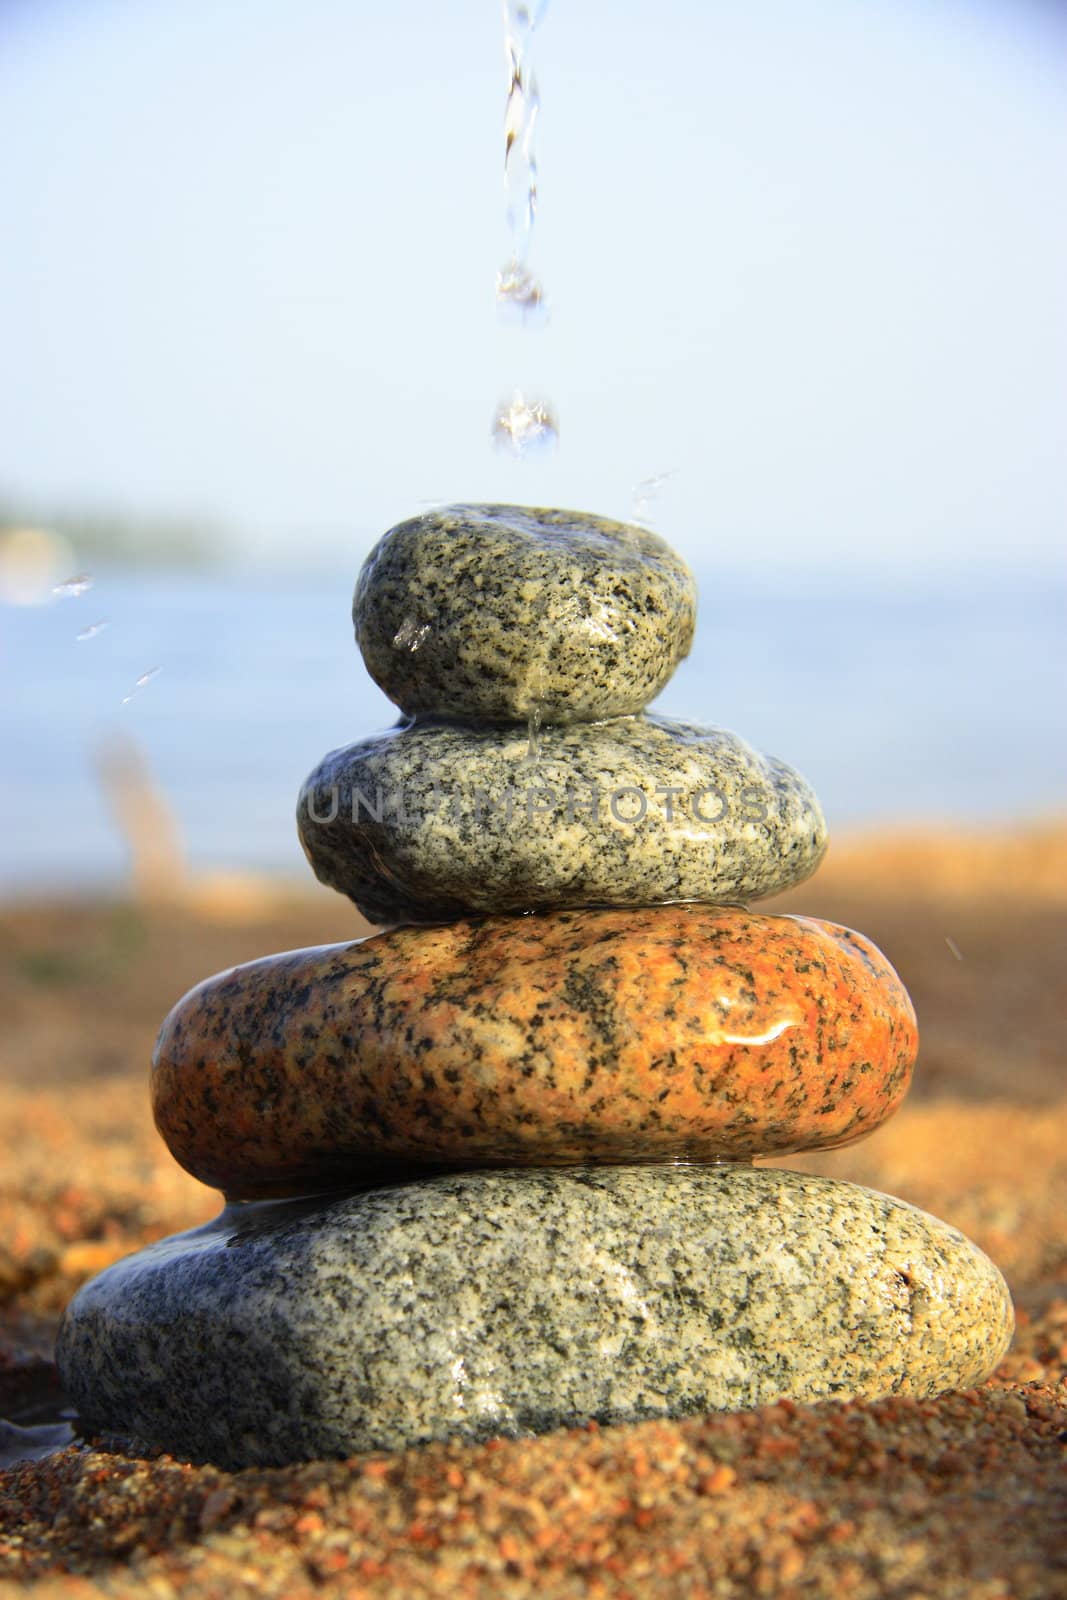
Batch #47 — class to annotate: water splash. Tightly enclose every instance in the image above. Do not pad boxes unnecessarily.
[52,573,93,599]
[121,666,161,704]
[75,619,110,642]
[393,618,431,653]
[491,390,559,458]
[631,470,678,528]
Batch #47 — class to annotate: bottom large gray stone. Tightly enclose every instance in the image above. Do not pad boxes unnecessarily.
[55,1166,1013,1469]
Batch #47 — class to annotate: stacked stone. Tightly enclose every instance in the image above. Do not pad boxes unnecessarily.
[57,505,1013,1471]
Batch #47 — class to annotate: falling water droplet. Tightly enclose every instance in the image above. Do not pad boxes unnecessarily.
[75,619,110,642]
[496,258,548,325]
[393,618,431,653]
[491,390,559,457]
[945,935,965,962]
[121,667,161,704]
[52,574,93,599]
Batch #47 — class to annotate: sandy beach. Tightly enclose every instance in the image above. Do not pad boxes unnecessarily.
[0,822,1064,1597]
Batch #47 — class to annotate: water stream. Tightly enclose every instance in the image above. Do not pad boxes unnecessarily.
[492,1,558,456]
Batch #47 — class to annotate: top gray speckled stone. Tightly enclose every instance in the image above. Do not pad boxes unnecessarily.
[352,504,697,722]
[296,713,828,923]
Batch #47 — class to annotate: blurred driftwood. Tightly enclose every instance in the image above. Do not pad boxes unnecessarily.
[93,733,186,900]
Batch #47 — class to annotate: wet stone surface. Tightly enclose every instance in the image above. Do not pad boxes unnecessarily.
[55,1166,1014,1470]
[151,906,917,1197]
[296,714,827,924]
[352,504,697,722]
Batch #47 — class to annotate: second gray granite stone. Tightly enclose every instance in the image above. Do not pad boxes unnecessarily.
[352,504,697,722]
[55,1166,1014,1469]
[296,713,828,923]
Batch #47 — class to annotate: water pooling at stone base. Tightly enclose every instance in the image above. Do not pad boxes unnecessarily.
[55,502,1014,1467]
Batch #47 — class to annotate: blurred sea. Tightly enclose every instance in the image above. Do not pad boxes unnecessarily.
[1,566,1064,894]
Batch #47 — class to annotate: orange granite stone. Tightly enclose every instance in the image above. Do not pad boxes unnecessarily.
[151,905,918,1196]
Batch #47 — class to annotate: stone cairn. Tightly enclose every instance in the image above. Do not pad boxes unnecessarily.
[58,506,1013,1470]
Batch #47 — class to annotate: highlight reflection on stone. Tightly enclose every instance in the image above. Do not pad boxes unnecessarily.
[152,907,917,1197]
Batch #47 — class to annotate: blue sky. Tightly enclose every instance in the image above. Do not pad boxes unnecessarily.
[1,0,1065,577]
